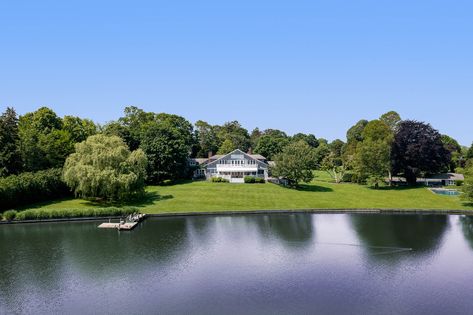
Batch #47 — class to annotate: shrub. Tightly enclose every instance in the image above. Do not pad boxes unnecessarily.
[0,168,70,211]
[13,207,138,221]
[456,180,464,187]
[2,210,17,221]
[211,177,229,183]
[366,175,387,189]
[255,177,266,184]
[244,176,256,183]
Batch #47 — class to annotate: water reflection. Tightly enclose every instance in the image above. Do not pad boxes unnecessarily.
[350,214,448,262]
[460,216,473,250]
[248,214,314,249]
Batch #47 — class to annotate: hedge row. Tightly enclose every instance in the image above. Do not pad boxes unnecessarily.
[0,168,71,211]
[0,207,138,221]
[211,177,229,183]
[244,176,266,184]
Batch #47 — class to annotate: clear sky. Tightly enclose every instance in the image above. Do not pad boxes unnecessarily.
[1,0,472,145]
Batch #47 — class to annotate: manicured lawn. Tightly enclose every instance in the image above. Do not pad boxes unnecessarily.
[26,172,473,213]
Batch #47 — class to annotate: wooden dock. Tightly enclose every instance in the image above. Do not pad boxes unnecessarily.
[98,213,146,231]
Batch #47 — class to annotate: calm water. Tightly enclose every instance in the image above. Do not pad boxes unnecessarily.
[1,213,473,315]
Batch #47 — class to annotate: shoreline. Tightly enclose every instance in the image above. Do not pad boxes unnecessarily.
[1,208,473,225]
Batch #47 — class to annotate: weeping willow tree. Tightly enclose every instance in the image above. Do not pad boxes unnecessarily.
[63,134,147,201]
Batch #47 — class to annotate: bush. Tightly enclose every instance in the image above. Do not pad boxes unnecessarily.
[255,177,266,184]
[456,180,464,187]
[366,175,387,189]
[0,168,70,211]
[211,177,229,183]
[244,176,256,183]
[14,207,138,221]
[2,210,17,221]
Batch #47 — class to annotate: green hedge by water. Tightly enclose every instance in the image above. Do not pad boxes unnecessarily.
[0,168,70,211]
[5,207,139,221]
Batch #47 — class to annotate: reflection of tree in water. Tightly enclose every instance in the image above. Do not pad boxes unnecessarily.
[0,223,72,308]
[250,214,314,249]
[63,217,191,276]
[460,216,473,250]
[350,214,448,261]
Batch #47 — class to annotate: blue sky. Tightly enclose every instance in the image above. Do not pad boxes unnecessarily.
[1,0,472,145]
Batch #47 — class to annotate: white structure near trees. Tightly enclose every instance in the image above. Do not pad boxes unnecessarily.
[190,149,269,183]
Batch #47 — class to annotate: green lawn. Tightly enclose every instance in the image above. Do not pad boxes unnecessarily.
[27,172,473,213]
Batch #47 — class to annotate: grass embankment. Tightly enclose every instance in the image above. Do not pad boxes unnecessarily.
[17,172,473,215]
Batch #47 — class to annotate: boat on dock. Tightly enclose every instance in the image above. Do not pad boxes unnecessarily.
[98,213,146,231]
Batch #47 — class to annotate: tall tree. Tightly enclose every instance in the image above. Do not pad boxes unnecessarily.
[216,121,251,153]
[254,129,289,160]
[62,115,97,143]
[195,120,219,158]
[441,135,463,172]
[271,140,317,187]
[63,134,147,201]
[380,111,401,131]
[291,133,319,148]
[391,120,451,185]
[0,107,22,176]
[18,107,66,171]
[354,120,393,187]
[140,114,194,183]
[217,139,235,155]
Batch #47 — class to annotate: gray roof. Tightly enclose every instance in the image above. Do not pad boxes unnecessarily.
[426,173,464,181]
[249,154,266,161]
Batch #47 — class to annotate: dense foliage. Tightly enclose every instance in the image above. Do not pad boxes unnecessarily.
[0,107,21,176]
[391,121,450,185]
[0,168,70,211]
[63,135,148,201]
[1,207,138,221]
[271,140,317,187]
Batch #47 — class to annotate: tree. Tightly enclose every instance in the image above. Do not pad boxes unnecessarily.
[217,139,235,155]
[462,165,473,204]
[354,120,393,186]
[380,111,401,131]
[140,114,194,183]
[250,128,263,149]
[18,107,67,171]
[346,119,369,144]
[467,143,473,160]
[314,143,331,167]
[216,121,251,153]
[321,151,348,183]
[63,134,147,201]
[62,115,97,143]
[291,133,319,148]
[441,135,463,171]
[0,107,22,176]
[391,120,451,185]
[195,120,219,158]
[254,129,289,160]
[271,140,317,187]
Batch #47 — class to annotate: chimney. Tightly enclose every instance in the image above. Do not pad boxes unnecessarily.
[248,147,253,155]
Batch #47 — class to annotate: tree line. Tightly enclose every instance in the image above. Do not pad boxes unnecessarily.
[1,106,473,205]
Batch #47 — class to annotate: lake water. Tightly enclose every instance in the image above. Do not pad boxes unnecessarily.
[1,213,473,315]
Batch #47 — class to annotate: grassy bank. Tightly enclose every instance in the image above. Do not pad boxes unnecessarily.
[17,172,473,214]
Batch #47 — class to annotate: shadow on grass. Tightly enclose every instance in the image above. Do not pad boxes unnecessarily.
[81,191,173,207]
[274,184,333,192]
[16,191,174,210]
[297,184,333,192]
[368,185,427,191]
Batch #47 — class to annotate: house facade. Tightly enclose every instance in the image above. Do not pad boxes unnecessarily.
[190,149,270,183]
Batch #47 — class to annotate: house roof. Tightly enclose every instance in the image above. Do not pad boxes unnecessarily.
[426,173,464,181]
[205,149,269,168]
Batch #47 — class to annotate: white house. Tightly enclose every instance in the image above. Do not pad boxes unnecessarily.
[190,149,270,183]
